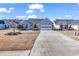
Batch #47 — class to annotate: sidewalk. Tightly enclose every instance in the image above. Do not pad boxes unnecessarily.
[0,50,30,56]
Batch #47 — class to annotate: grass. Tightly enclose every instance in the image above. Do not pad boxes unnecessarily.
[58,30,79,41]
[0,29,40,51]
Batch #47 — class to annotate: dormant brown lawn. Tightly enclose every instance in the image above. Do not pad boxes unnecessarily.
[0,30,40,51]
[58,30,79,41]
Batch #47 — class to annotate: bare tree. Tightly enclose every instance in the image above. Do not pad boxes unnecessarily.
[10,20,21,34]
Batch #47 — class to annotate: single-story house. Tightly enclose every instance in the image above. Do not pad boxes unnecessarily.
[0,20,7,29]
[18,20,32,30]
[54,19,79,30]
[2,18,79,30]
[0,19,23,30]
[0,18,53,30]
[28,18,54,30]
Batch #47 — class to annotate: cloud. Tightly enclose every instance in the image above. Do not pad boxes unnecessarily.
[28,3,45,12]
[0,8,14,13]
[65,15,71,18]
[57,17,63,19]
[16,16,27,19]
[0,8,9,13]
[16,15,37,19]
[9,7,15,10]
[27,14,37,18]
[29,4,44,10]
[40,9,44,12]
[26,10,34,14]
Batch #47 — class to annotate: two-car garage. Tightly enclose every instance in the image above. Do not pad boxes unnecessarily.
[39,18,53,30]
[40,25,52,30]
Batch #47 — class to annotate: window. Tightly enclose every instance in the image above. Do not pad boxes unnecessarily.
[26,24,28,28]
[0,20,5,24]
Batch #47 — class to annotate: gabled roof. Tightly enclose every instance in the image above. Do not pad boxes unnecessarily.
[28,18,53,25]
[55,19,79,25]
[28,18,44,24]
[20,20,32,25]
[40,18,53,25]
[0,18,53,25]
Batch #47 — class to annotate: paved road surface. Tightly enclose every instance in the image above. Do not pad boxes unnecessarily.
[30,31,79,56]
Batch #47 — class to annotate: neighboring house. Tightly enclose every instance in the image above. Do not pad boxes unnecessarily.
[0,18,53,30]
[0,19,10,29]
[0,20,6,29]
[18,20,32,30]
[2,18,79,30]
[54,19,79,30]
[0,19,22,30]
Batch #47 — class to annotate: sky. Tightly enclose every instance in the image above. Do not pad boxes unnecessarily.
[0,3,79,20]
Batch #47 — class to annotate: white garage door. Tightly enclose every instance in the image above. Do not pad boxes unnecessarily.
[41,25,52,30]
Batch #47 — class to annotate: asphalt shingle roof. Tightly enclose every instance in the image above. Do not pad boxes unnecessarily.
[55,19,79,25]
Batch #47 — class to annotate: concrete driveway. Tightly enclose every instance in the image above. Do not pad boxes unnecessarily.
[30,31,79,56]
